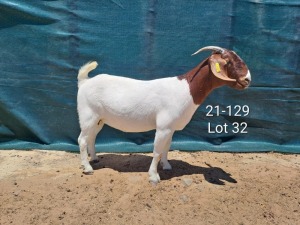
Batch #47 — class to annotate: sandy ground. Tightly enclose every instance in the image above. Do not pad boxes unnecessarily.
[0,150,299,225]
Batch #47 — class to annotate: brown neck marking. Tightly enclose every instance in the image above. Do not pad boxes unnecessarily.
[178,58,226,105]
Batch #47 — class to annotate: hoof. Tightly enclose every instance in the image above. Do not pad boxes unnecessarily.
[90,159,100,164]
[83,170,94,175]
[163,164,172,170]
[81,164,94,175]
[149,173,160,185]
[150,181,159,186]
[160,161,172,170]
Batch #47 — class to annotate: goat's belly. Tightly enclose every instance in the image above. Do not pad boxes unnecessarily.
[103,115,156,132]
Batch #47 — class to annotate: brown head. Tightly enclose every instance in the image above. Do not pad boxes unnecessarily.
[192,46,251,90]
[178,46,251,105]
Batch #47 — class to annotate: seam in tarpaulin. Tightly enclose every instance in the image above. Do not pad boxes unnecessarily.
[143,0,157,77]
[109,0,125,9]
[244,0,300,7]
[226,0,236,49]
[66,0,80,73]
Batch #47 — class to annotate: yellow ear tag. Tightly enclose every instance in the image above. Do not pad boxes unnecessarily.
[215,63,221,73]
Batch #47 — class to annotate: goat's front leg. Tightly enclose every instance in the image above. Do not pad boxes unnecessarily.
[148,129,174,184]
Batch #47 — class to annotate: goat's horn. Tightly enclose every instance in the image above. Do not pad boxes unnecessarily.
[191,46,225,56]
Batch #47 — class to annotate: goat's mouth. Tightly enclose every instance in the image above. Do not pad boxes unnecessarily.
[231,70,251,90]
[234,79,250,90]
[236,70,251,90]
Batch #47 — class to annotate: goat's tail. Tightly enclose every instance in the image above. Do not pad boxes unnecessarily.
[77,61,98,85]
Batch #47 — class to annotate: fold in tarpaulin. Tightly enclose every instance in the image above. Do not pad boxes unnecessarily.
[0,0,299,153]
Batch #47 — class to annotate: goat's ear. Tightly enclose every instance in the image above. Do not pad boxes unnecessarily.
[209,54,236,82]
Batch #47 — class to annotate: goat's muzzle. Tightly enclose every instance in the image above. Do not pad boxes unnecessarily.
[236,70,251,89]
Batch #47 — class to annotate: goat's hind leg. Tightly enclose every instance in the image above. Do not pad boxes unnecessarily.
[78,130,94,174]
[88,120,104,163]
[78,112,101,174]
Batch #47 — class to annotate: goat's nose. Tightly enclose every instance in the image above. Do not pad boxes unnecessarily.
[244,78,251,85]
[245,70,251,82]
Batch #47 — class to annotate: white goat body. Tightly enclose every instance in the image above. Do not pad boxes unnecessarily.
[77,46,251,184]
[77,62,198,183]
[78,67,198,133]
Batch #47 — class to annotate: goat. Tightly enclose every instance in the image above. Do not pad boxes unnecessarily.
[77,46,251,184]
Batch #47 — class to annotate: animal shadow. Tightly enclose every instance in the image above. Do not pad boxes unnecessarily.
[91,153,237,185]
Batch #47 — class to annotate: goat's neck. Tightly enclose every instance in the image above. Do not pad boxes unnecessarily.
[178,59,226,105]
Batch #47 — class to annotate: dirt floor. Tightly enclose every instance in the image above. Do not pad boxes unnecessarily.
[0,150,299,225]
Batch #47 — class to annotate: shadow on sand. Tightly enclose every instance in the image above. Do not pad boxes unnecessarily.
[91,153,237,185]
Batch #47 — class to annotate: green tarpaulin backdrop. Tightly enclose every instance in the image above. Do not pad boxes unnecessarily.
[0,0,299,153]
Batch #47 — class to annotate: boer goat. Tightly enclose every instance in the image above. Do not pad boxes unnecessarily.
[77,46,251,184]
